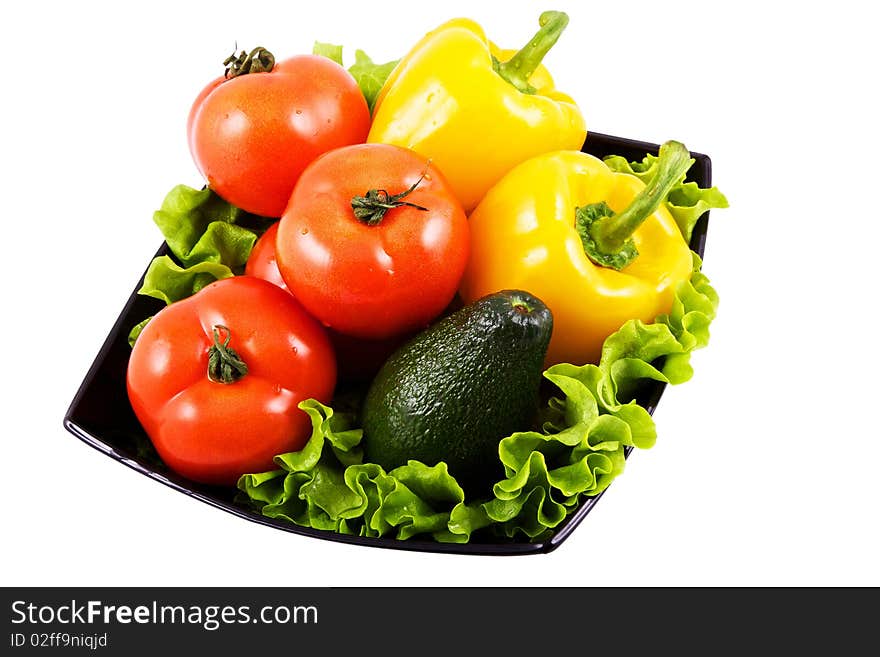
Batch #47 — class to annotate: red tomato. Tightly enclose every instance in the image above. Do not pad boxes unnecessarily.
[245,221,288,289]
[186,75,222,156]
[276,144,470,340]
[188,53,370,218]
[127,276,336,486]
[247,222,407,381]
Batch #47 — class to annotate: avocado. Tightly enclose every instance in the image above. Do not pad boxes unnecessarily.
[361,289,553,495]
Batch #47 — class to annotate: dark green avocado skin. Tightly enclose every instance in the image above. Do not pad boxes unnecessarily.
[361,290,553,495]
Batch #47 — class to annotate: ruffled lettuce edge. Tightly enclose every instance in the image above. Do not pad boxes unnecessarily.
[127,185,273,345]
[603,152,729,244]
[237,251,719,543]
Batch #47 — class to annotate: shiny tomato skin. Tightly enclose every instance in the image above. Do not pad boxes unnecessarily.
[186,75,222,156]
[126,276,336,486]
[245,221,288,289]
[189,55,370,218]
[247,221,408,381]
[276,143,470,340]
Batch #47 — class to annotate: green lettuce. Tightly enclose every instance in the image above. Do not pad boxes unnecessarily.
[238,252,719,542]
[313,42,398,112]
[127,185,269,345]
[152,184,263,266]
[238,400,469,542]
[130,150,723,543]
[312,42,344,66]
[604,152,729,243]
[137,256,234,305]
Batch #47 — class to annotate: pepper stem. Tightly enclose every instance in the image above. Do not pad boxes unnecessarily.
[224,46,275,79]
[351,168,430,226]
[207,325,249,384]
[576,141,692,270]
[594,141,692,252]
[494,11,569,94]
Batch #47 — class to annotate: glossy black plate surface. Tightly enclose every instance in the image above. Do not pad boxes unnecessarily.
[63,132,712,555]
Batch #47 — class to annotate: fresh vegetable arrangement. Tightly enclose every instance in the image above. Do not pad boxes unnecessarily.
[125,11,728,544]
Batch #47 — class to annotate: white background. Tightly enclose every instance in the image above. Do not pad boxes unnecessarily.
[3,0,878,587]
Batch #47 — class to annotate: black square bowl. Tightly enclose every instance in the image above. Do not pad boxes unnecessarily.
[64,132,713,556]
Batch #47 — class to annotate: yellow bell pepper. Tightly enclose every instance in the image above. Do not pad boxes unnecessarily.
[458,141,696,367]
[367,11,586,212]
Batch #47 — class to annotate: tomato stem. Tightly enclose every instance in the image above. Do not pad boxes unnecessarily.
[207,325,249,384]
[351,168,430,226]
[224,46,275,79]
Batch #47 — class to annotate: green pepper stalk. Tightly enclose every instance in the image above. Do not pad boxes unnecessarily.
[577,140,693,270]
[493,11,569,94]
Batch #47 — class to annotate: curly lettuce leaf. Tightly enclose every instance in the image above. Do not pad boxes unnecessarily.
[312,43,398,112]
[136,255,233,305]
[667,184,729,244]
[152,184,264,268]
[128,185,267,345]
[312,41,343,66]
[238,253,720,543]
[383,462,466,542]
[238,400,468,542]
[604,152,729,243]
[348,50,398,112]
